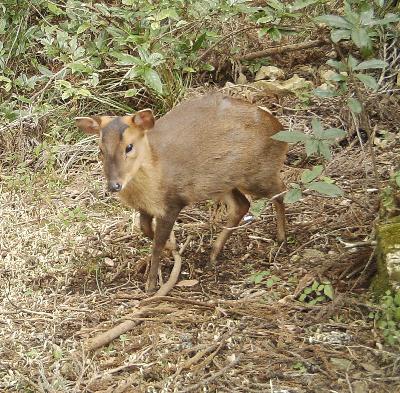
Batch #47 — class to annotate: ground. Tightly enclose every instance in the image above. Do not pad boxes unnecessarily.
[1,96,399,393]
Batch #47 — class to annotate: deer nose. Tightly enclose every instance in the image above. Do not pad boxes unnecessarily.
[108,182,122,192]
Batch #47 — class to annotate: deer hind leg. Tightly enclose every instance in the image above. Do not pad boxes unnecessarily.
[210,188,250,263]
[266,177,286,243]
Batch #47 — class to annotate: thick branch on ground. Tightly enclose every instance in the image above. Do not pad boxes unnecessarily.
[237,39,329,61]
[84,233,186,351]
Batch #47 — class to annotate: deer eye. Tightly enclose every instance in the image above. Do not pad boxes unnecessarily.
[126,144,134,153]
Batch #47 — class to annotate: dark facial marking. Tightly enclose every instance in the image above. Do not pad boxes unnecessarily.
[101,118,129,142]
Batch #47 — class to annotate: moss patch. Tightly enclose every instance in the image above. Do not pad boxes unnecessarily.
[372,221,400,296]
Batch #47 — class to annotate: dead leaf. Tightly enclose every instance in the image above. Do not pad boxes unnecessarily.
[176,279,199,287]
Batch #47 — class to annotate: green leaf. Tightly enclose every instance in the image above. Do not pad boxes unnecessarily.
[355,74,378,90]
[372,13,400,26]
[289,0,320,11]
[142,68,163,94]
[311,117,324,138]
[323,283,334,299]
[112,53,141,66]
[305,139,319,156]
[307,181,344,196]
[301,165,323,183]
[347,55,359,71]
[315,15,352,29]
[327,59,347,72]
[202,64,215,71]
[327,72,347,82]
[37,65,53,77]
[284,188,302,204]
[299,293,307,302]
[396,173,400,188]
[348,97,362,113]
[313,87,337,97]
[311,281,319,291]
[156,8,179,21]
[268,27,282,41]
[351,27,371,49]
[124,88,137,97]
[192,33,206,52]
[318,142,332,160]
[250,199,267,218]
[271,131,310,143]
[354,59,387,71]
[323,128,347,140]
[77,22,91,35]
[47,1,64,15]
[257,16,274,24]
[331,29,351,43]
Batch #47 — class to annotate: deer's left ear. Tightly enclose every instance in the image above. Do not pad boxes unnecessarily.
[75,116,101,134]
[133,109,155,131]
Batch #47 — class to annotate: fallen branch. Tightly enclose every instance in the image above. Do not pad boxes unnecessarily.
[84,232,187,351]
[237,39,329,61]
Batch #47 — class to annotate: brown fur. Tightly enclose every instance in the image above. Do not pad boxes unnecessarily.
[76,93,288,292]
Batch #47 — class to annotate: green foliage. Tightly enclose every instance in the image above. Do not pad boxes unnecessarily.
[315,1,399,56]
[248,270,280,287]
[372,290,400,346]
[395,172,400,188]
[273,120,345,203]
[298,280,334,305]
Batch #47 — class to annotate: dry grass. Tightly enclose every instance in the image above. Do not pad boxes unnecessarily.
[1,89,400,392]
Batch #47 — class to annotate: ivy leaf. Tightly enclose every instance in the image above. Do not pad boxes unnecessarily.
[142,68,163,94]
[284,188,302,204]
[353,59,387,71]
[355,74,378,90]
[315,15,352,29]
[301,165,323,184]
[307,181,344,196]
[348,97,362,113]
[271,131,310,143]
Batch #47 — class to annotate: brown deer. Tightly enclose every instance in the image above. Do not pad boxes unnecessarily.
[76,93,288,292]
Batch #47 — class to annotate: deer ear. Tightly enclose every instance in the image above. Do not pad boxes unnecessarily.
[75,116,101,134]
[133,109,154,131]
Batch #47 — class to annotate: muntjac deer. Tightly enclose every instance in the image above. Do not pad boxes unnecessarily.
[76,93,288,292]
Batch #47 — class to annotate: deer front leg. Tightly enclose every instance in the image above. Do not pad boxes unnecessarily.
[146,207,181,293]
[139,210,154,239]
